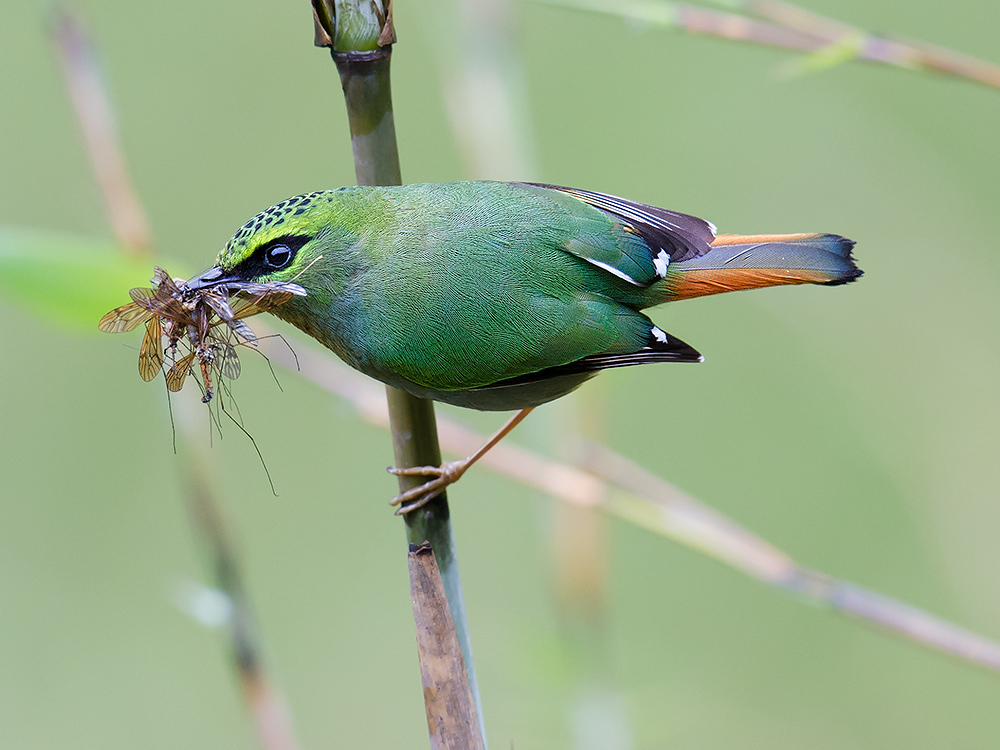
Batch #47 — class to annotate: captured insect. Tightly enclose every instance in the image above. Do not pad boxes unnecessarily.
[99,266,305,401]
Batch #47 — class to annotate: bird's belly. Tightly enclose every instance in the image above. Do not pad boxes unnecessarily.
[383,369,597,411]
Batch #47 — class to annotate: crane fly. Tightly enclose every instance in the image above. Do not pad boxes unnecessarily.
[165,285,301,401]
[99,266,305,401]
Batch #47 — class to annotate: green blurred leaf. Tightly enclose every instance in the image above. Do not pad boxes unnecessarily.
[0,228,172,332]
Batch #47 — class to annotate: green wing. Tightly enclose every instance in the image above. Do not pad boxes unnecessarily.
[523,183,716,287]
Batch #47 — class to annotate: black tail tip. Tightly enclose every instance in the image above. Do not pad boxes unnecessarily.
[647,326,704,363]
[821,235,862,286]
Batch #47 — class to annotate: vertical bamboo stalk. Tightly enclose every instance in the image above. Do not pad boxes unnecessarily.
[313,2,486,745]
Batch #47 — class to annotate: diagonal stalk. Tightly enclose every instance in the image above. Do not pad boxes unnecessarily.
[54,12,300,748]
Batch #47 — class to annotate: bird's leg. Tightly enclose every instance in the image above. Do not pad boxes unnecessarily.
[388,407,535,514]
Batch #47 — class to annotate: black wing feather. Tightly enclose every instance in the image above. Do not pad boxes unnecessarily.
[475,329,702,391]
[527,183,716,263]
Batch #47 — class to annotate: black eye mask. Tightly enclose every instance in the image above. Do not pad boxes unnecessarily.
[231,234,312,280]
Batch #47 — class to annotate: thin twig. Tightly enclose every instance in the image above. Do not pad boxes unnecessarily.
[739,0,857,38]
[257,332,1000,674]
[582,443,1000,669]
[533,0,1000,91]
[181,445,300,750]
[52,11,153,256]
[739,0,1000,87]
[54,12,301,749]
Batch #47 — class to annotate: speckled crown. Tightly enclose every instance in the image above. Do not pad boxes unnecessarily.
[225,191,325,254]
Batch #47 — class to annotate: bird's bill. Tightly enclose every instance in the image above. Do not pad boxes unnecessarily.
[184,266,240,291]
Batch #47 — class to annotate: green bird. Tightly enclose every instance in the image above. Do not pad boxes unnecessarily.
[187,181,860,509]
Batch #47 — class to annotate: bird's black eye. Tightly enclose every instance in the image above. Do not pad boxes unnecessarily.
[231,234,309,281]
[265,244,294,269]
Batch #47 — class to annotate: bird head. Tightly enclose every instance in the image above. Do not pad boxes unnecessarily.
[187,190,359,322]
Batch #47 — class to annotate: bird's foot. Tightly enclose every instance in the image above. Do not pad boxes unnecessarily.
[387,459,470,515]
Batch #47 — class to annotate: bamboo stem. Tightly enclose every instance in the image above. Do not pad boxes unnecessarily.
[316,2,487,743]
[409,543,486,750]
[333,50,402,186]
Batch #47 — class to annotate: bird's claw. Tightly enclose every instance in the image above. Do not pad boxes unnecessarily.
[387,460,468,514]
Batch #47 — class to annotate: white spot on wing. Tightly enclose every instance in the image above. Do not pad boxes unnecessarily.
[653,249,670,278]
[707,220,718,236]
[651,326,669,344]
[585,258,643,287]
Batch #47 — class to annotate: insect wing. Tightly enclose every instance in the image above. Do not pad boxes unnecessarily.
[231,291,294,320]
[152,266,183,298]
[129,286,159,309]
[133,280,189,323]
[99,301,153,333]
[203,291,236,322]
[215,341,242,380]
[158,296,190,321]
[138,315,164,382]
[151,291,189,322]
[227,318,257,345]
[230,281,305,298]
[165,350,196,392]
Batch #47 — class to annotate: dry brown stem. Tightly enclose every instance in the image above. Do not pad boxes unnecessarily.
[409,543,486,750]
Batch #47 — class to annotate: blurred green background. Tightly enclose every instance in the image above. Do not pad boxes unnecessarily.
[3,0,1000,747]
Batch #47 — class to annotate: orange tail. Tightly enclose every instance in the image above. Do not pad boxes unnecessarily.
[655,233,860,303]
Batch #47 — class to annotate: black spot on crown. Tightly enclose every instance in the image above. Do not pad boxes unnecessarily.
[226,191,324,255]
